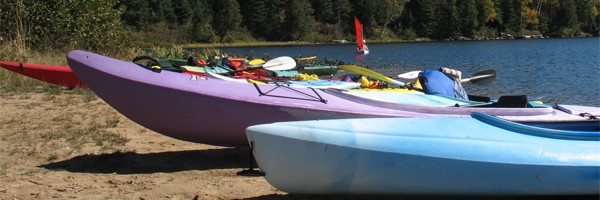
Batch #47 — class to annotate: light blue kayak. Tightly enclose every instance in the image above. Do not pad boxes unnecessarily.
[344,90,478,106]
[247,112,600,195]
[271,70,298,77]
[284,80,360,90]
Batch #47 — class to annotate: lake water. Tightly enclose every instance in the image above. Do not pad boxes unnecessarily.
[216,38,600,107]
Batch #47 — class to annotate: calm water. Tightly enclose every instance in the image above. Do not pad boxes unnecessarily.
[217,38,600,107]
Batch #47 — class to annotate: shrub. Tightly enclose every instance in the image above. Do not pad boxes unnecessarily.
[0,0,132,54]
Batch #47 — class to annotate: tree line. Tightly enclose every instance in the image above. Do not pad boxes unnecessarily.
[121,0,599,42]
[0,0,598,53]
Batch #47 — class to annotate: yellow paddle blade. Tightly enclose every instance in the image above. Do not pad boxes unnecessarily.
[412,78,423,90]
[339,65,405,86]
[297,56,317,61]
[248,59,265,66]
[247,79,266,84]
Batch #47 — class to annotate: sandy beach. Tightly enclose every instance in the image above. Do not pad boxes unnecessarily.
[0,85,597,200]
[0,89,289,199]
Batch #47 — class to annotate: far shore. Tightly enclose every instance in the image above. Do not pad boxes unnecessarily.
[181,35,598,49]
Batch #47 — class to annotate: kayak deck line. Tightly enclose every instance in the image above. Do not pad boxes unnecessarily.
[472,112,600,140]
[252,82,327,104]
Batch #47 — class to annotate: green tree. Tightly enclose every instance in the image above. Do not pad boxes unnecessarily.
[333,0,353,33]
[283,0,316,41]
[149,0,177,24]
[67,0,131,52]
[476,0,497,28]
[350,0,379,36]
[190,0,214,42]
[175,0,194,25]
[499,0,523,35]
[434,0,459,40]
[273,0,289,40]
[0,0,129,52]
[408,0,438,37]
[250,0,287,40]
[575,0,597,34]
[521,0,540,30]
[554,0,578,36]
[373,0,408,39]
[311,0,336,24]
[397,7,417,40]
[240,0,269,39]
[457,0,478,37]
[120,0,152,30]
[537,0,559,35]
[399,6,414,28]
[211,0,243,42]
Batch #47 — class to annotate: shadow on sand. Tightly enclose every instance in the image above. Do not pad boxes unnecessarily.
[39,149,599,200]
[245,194,600,200]
[39,148,252,174]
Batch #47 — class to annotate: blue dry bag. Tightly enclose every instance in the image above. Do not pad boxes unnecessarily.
[418,70,468,100]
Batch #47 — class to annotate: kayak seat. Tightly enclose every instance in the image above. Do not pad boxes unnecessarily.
[491,95,531,108]
[467,95,491,102]
[132,55,185,73]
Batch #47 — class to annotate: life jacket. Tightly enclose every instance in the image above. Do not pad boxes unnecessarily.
[227,57,247,70]
[418,70,468,100]
[358,76,380,88]
[294,73,319,81]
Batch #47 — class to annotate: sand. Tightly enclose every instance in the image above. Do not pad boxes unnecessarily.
[0,90,291,199]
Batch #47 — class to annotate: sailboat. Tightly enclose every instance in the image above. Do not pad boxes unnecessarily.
[354,17,369,54]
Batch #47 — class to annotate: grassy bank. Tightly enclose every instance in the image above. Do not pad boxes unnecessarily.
[184,41,314,48]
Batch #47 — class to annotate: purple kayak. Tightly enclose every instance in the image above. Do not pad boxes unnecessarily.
[67,50,599,147]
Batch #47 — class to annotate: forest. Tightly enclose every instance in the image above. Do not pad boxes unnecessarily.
[0,0,598,54]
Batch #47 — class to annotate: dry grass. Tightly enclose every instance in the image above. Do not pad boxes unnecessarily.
[0,67,129,162]
[0,43,133,164]
[2,94,129,161]
[0,163,7,176]
[0,69,42,93]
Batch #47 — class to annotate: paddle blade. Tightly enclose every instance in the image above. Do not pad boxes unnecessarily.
[397,70,422,79]
[248,59,265,66]
[297,56,317,61]
[467,69,496,85]
[339,65,405,86]
[263,56,296,71]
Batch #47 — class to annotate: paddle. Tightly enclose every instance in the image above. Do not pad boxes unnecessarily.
[260,56,296,71]
[397,70,422,79]
[296,56,317,61]
[339,65,406,87]
[462,69,496,85]
[397,69,496,85]
[229,56,296,74]
[248,59,265,66]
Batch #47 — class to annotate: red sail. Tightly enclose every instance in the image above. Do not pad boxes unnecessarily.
[354,17,365,50]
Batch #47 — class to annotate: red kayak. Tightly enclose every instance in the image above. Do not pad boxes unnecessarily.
[0,61,85,88]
